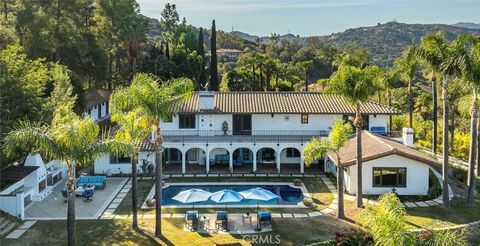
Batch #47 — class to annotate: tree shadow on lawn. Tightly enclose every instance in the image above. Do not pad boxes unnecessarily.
[405,198,480,229]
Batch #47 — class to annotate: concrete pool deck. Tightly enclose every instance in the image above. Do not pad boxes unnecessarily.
[24,178,128,220]
[140,182,311,209]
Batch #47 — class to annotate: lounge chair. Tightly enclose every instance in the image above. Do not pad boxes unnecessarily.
[185,211,199,231]
[257,211,272,228]
[83,188,94,202]
[215,211,228,231]
[61,188,68,203]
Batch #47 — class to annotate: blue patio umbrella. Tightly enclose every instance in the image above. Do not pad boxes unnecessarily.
[240,187,278,231]
[210,189,243,210]
[172,188,213,209]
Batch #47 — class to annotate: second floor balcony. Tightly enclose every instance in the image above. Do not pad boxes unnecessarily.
[161,130,329,144]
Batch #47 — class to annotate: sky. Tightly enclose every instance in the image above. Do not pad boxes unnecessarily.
[136,0,480,36]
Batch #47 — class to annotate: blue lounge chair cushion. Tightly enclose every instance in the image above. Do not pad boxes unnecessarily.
[216,211,228,220]
[83,188,94,199]
[186,211,198,220]
[233,156,243,167]
[258,212,271,221]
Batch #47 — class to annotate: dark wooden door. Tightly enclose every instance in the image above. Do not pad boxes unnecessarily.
[233,114,252,135]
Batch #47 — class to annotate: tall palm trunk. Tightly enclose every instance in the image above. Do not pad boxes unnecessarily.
[388,89,392,135]
[66,163,76,246]
[432,76,438,155]
[408,79,413,128]
[441,75,450,209]
[154,126,163,236]
[304,69,308,92]
[337,158,345,219]
[467,90,478,205]
[450,111,455,152]
[131,154,139,229]
[478,117,480,177]
[355,101,363,208]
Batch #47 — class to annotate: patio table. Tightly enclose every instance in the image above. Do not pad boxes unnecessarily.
[75,186,94,197]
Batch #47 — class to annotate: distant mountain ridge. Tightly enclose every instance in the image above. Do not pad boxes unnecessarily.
[452,22,480,29]
[232,22,480,67]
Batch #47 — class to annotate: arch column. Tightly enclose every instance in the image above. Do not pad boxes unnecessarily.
[229,150,234,173]
[181,151,186,174]
[206,145,210,174]
[253,152,257,173]
[300,155,305,174]
[276,146,281,174]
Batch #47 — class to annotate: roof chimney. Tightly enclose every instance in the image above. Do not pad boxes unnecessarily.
[402,128,414,147]
[199,91,215,110]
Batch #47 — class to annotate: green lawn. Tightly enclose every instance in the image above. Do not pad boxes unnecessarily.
[115,176,333,215]
[405,199,480,229]
[1,217,353,246]
[0,220,157,246]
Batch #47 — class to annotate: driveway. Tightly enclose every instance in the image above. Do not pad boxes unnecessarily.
[25,178,128,220]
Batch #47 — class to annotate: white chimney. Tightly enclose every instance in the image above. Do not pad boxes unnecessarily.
[199,91,215,110]
[402,127,414,147]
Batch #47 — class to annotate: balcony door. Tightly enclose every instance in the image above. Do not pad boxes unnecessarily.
[233,114,252,135]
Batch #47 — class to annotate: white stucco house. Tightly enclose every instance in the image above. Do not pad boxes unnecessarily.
[0,155,67,219]
[326,129,440,196]
[84,88,112,122]
[94,91,400,175]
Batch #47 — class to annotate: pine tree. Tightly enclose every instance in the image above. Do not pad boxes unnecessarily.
[198,27,206,90]
[209,20,219,91]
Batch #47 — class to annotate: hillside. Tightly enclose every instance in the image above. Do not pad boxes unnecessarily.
[452,22,480,29]
[230,22,480,67]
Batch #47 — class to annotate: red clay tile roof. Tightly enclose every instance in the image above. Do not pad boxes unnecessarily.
[86,88,113,108]
[328,131,439,167]
[171,92,401,115]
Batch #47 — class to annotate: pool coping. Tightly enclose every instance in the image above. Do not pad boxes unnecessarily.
[141,182,311,209]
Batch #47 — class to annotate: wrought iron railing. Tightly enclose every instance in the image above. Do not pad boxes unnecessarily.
[161,130,329,144]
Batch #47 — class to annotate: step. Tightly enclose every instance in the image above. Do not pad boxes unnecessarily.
[0,219,10,231]
[0,222,16,238]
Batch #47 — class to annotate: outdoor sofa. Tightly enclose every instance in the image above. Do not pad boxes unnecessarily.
[77,176,107,189]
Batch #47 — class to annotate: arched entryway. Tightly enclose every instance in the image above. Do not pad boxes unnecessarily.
[256,148,276,173]
[280,148,301,173]
[185,148,206,174]
[162,148,182,174]
[208,148,230,173]
[232,148,254,173]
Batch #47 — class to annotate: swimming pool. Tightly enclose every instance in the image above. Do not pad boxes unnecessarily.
[142,183,307,208]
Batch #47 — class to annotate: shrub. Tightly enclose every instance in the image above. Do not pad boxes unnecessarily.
[335,228,373,246]
[302,197,315,207]
[146,199,155,207]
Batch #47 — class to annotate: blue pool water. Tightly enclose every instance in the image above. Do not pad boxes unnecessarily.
[160,185,304,206]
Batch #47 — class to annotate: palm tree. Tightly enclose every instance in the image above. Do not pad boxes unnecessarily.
[303,121,352,219]
[298,60,314,91]
[459,35,480,205]
[110,73,194,236]
[416,32,469,209]
[110,109,151,229]
[379,69,399,134]
[119,5,147,76]
[326,64,382,208]
[3,102,136,246]
[394,46,419,128]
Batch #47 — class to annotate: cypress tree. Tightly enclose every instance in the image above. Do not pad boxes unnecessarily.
[198,27,206,90]
[209,19,218,91]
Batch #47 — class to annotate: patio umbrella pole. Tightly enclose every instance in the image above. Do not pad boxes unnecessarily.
[255,200,261,231]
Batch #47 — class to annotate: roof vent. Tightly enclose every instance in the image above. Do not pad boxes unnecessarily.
[199,91,215,110]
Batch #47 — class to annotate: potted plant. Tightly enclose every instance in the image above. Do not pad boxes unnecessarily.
[146,199,156,207]
[293,179,303,186]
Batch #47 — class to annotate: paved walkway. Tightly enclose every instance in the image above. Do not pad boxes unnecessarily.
[103,178,132,216]
[25,178,128,220]
[5,221,36,239]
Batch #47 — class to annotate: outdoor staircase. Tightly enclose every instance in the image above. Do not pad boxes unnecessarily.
[0,216,16,238]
